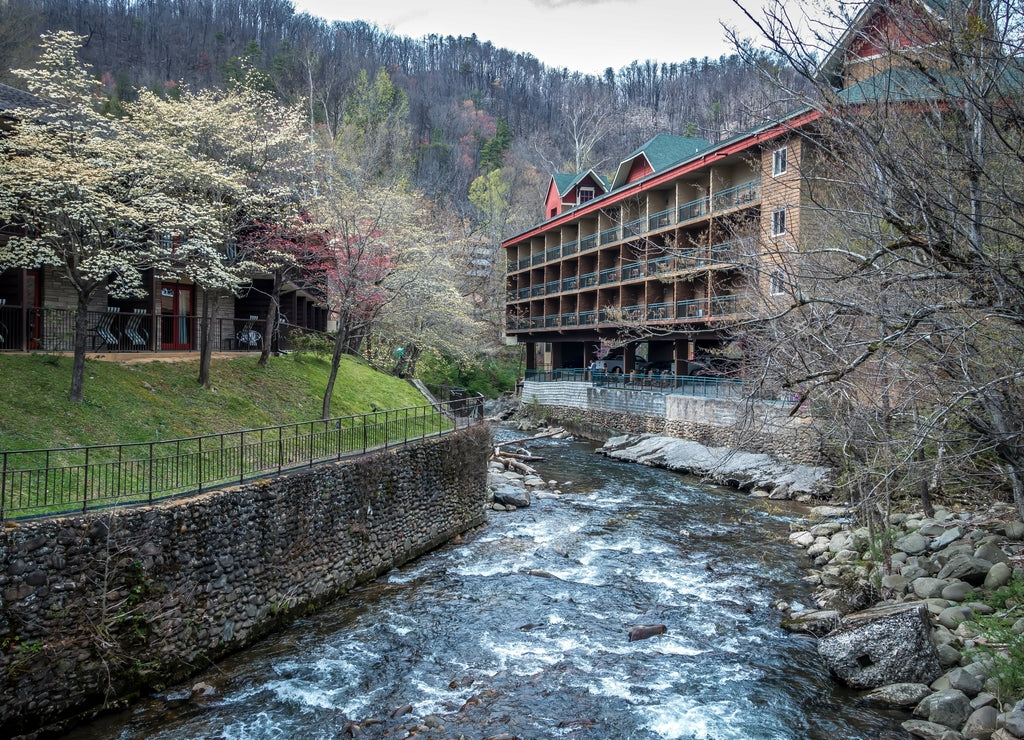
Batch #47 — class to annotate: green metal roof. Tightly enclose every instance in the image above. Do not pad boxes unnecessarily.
[552,173,577,197]
[626,133,711,172]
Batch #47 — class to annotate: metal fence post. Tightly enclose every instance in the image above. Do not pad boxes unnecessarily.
[148,442,154,504]
[83,447,89,514]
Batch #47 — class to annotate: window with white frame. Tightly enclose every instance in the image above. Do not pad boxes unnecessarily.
[769,268,787,296]
[578,186,595,203]
[772,146,788,176]
[771,207,787,236]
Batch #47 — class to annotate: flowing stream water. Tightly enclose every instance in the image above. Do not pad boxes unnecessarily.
[64,429,914,740]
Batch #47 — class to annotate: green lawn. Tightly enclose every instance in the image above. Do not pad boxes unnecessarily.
[0,352,430,452]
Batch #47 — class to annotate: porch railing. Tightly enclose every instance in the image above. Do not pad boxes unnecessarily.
[0,397,484,520]
[0,306,319,354]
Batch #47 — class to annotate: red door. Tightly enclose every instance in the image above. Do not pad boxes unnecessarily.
[160,284,193,350]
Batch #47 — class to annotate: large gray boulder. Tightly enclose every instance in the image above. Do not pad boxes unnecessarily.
[491,483,531,508]
[818,604,943,689]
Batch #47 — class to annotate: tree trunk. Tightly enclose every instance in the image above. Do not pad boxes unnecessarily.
[258,271,282,368]
[70,292,92,403]
[198,289,213,389]
[322,324,349,419]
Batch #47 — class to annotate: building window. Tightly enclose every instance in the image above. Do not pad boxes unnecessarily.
[579,186,595,203]
[771,208,787,236]
[772,146,788,176]
[769,268,787,296]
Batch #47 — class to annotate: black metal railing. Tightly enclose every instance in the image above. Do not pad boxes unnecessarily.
[523,369,784,400]
[0,398,484,520]
[0,305,327,354]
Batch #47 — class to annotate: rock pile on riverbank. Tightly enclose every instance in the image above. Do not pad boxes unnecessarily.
[599,433,831,499]
[486,429,569,511]
[781,503,1024,740]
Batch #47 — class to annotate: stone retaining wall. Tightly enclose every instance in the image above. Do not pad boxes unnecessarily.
[0,425,490,738]
[522,381,821,464]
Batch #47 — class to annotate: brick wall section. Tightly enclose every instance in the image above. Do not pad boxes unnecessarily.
[0,425,490,738]
[522,380,821,464]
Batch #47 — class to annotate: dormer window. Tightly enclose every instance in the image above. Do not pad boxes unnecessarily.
[579,186,595,203]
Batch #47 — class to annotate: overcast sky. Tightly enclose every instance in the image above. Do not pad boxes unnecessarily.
[289,0,766,76]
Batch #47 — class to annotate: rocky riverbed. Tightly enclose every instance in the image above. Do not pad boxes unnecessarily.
[489,424,1024,740]
[779,503,1024,740]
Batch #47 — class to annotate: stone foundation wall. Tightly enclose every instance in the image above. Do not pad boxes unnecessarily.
[522,381,821,464]
[0,425,490,738]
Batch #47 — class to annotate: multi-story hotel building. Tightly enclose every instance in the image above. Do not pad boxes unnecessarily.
[502,114,817,376]
[502,0,954,377]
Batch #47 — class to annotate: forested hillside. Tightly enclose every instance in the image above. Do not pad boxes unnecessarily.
[0,0,805,230]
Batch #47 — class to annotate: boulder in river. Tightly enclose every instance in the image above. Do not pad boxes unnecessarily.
[627,624,667,642]
[817,604,942,690]
[492,483,531,508]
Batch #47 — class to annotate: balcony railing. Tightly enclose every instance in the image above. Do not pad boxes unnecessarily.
[678,196,710,223]
[621,261,645,281]
[599,266,620,285]
[648,208,674,230]
[599,226,619,245]
[561,277,578,292]
[505,180,761,274]
[580,271,599,288]
[504,294,752,333]
[712,180,761,211]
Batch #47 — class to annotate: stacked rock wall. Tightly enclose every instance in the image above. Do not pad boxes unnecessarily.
[0,425,490,738]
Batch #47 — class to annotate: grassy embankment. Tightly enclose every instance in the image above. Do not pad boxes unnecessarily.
[0,352,430,452]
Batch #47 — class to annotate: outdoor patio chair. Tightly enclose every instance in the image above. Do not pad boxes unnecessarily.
[236,315,262,349]
[91,307,120,349]
[124,308,149,348]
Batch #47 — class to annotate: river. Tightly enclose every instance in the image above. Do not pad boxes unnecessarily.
[63,429,912,740]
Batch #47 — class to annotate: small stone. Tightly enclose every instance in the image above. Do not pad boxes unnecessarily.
[863,683,933,708]
[947,668,984,698]
[970,693,997,710]
[941,580,973,602]
[962,705,997,739]
[1002,710,1024,737]
[914,688,971,729]
[984,562,1011,590]
[914,577,951,599]
[901,719,962,740]
[897,532,931,555]
[938,605,974,630]
[931,526,963,550]
[935,644,962,668]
